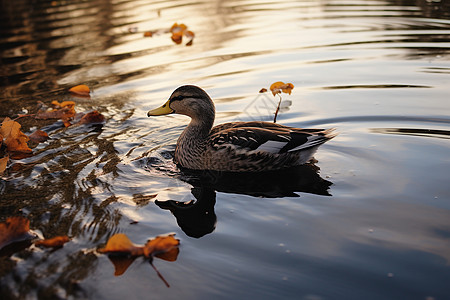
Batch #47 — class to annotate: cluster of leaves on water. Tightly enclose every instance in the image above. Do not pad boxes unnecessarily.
[99,233,180,286]
[0,216,69,250]
[0,84,181,286]
[0,217,179,287]
[131,22,195,46]
[259,81,295,122]
[0,85,105,174]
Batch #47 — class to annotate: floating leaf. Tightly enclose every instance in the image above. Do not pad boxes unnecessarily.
[269,81,294,96]
[169,23,194,46]
[143,31,153,37]
[35,101,76,127]
[259,88,268,93]
[0,117,32,154]
[170,23,187,34]
[154,247,179,262]
[29,130,49,143]
[35,236,70,248]
[107,255,137,276]
[143,234,180,258]
[171,32,183,44]
[0,156,8,174]
[52,100,76,108]
[69,84,90,97]
[79,111,105,124]
[0,216,35,250]
[184,30,195,46]
[99,233,180,283]
[99,233,144,256]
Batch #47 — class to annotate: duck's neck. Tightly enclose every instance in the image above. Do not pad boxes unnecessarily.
[179,117,213,143]
[176,112,214,156]
[174,101,215,168]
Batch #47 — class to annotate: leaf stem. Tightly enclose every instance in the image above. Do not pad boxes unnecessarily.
[150,261,170,288]
[273,94,282,123]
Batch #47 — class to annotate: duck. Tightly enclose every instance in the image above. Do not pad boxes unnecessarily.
[147,85,336,172]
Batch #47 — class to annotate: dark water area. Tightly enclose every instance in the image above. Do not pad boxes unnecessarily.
[1,0,450,299]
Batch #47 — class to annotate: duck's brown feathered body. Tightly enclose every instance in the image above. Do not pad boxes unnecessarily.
[148,85,336,172]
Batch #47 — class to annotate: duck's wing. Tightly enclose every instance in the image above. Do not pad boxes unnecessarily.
[210,121,287,135]
[209,125,336,154]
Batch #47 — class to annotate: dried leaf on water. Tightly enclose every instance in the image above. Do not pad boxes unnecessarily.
[143,31,153,37]
[141,22,194,46]
[269,81,294,96]
[171,32,183,44]
[107,255,137,276]
[98,233,144,256]
[29,130,49,143]
[154,247,179,262]
[79,111,105,124]
[35,101,76,127]
[52,100,76,108]
[99,233,180,283]
[0,216,35,250]
[143,234,180,259]
[0,117,32,154]
[35,236,70,248]
[69,84,90,97]
[265,81,295,123]
[170,23,194,46]
[0,157,8,174]
[184,30,195,46]
[170,22,187,34]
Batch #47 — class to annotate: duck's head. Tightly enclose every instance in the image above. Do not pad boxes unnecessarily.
[147,85,215,121]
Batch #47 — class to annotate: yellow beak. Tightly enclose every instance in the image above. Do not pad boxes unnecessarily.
[147,99,174,116]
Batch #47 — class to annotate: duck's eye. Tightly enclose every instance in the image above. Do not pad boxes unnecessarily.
[171,95,184,101]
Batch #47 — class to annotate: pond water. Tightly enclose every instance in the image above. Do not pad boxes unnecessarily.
[1,0,450,299]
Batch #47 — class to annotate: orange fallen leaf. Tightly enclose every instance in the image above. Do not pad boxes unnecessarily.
[69,84,90,97]
[169,23,194,46]
[107,255,137,276]
[184,30,195,46]
[0,216,35,250]
[0,117,32,154]
[155,247,179,262]
[29,130,49,143]
[143,234,180,258]
[100,233,179,284]
[171,32,183,44]
[35,101,76,127]
[184,30,195,39]
[99,233,144,256]
[0,156,8,174]
[143,31,153,37]
[259,88,268,93]
[170,23,187,34]
[52,100,75,108]
[269,81,294,96]
[79,111,105,124]
[35,236,70,248]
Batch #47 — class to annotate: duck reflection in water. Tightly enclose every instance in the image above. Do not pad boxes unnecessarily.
[155,162,332,238]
